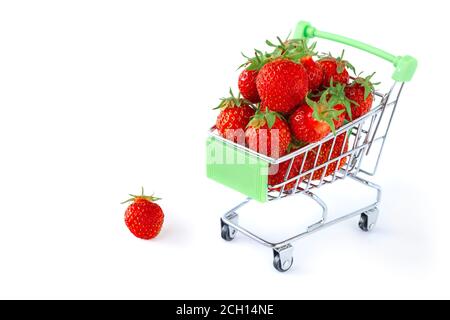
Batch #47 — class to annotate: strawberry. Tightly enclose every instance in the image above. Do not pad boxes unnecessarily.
[238,50,270,103]
[269,133,349,190]
[289,91,345,143]
[305,132,349,181]
[301,55,323,91]
[215,89,255,143]
[238,69,260,103]
[256,59,309,114]
[268,154,305,191]
[122,188,164,240]
[332,104,346,129]
[344,73,379,121]
[326,81,355,124]
[245,109,291,158]
[318,51,355,87]
[268,140,311,191]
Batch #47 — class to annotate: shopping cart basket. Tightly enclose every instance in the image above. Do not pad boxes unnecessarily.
[206,21,417,272]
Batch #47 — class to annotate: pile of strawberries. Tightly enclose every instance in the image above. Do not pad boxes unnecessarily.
[214,37,378,190]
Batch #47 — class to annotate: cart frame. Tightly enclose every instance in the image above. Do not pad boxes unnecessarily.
[206,21,416,272]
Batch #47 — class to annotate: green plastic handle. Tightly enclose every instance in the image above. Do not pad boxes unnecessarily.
[293,21,417,82]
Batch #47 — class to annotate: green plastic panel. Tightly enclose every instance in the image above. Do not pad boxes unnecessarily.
[206,137,268,202]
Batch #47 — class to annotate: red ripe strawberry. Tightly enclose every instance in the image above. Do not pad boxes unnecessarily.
[123,188,164,240]
[318,51,355,87]
[245,110,291,158]
[268,139,312,191]
[301,56,323,91]
[309,88,348,129]
[238,49,272,103]
[238,69,260,103]
[289,92,345,143]
[325,81,355,125]
[344,73,379,121]
[289,104,329,143]
[305,132,349,180]
[215,89,255,143]
[256,59,309,114]
[268,154,306,191]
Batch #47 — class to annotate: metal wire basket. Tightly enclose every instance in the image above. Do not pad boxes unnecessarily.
[206,21,417,272]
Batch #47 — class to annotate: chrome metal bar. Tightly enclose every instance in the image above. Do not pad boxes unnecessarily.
[269,142,372,191]
[274,103,384,164]
[332,129,351,182]
[369,82,404,175]
[365,113,379,156]
[208,100,387,166]
[292,149,309,194]
[223,190,330,248]
[223,198,252,218]
[305,144,322,192]
[224,175,381,248]
[354,113,378,174]
[223,217,275,247]
[208,129,276,164]
[274,203,377,247]
[279,157,296,197]
[344,123,363,177]
[318,134,338,187]
[364,82,396,156]
[222,174,383,251]
[349,174,382,203]
[305,191,328,228]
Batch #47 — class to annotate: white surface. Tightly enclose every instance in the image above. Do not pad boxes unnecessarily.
[0,0,448,299]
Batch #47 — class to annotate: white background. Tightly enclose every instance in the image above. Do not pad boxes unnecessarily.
[0,0,448,299]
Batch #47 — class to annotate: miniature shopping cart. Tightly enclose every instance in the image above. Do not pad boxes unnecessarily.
[206,21,417,272]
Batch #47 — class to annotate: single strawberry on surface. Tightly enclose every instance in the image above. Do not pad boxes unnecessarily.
[215,89,255,143]
[344,73,379,121]
[318,51,355,87]
[256,59,309,114]
[289,91,345,144]
[122,188,164,240]
[245,109,291,158]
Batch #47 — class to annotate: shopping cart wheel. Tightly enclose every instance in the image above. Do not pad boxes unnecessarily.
[221,221,237,241]
[273,244,294,272]
[359,208,379,232]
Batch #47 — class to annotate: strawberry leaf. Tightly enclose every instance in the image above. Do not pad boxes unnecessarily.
[214,88,253,110]
[265,112,276,129]
[346,61,356,75]
[324,118,336,135]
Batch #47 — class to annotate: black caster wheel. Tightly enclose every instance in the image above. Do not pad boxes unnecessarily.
[273,246,294,272]
[359,208,379,232]
[359,214,370,232]
[221,223,237,241]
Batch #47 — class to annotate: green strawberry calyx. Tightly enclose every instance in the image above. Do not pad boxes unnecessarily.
[327,80,358,121]
[247,107,284,130]
[352,72,380,100]
[239,49,272,71]
[268,37,318,62]
[319,50,356,75]
[121,187,161,204]
[213,88,253,110]
[239,36,317,71]
[306,91,345,135]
